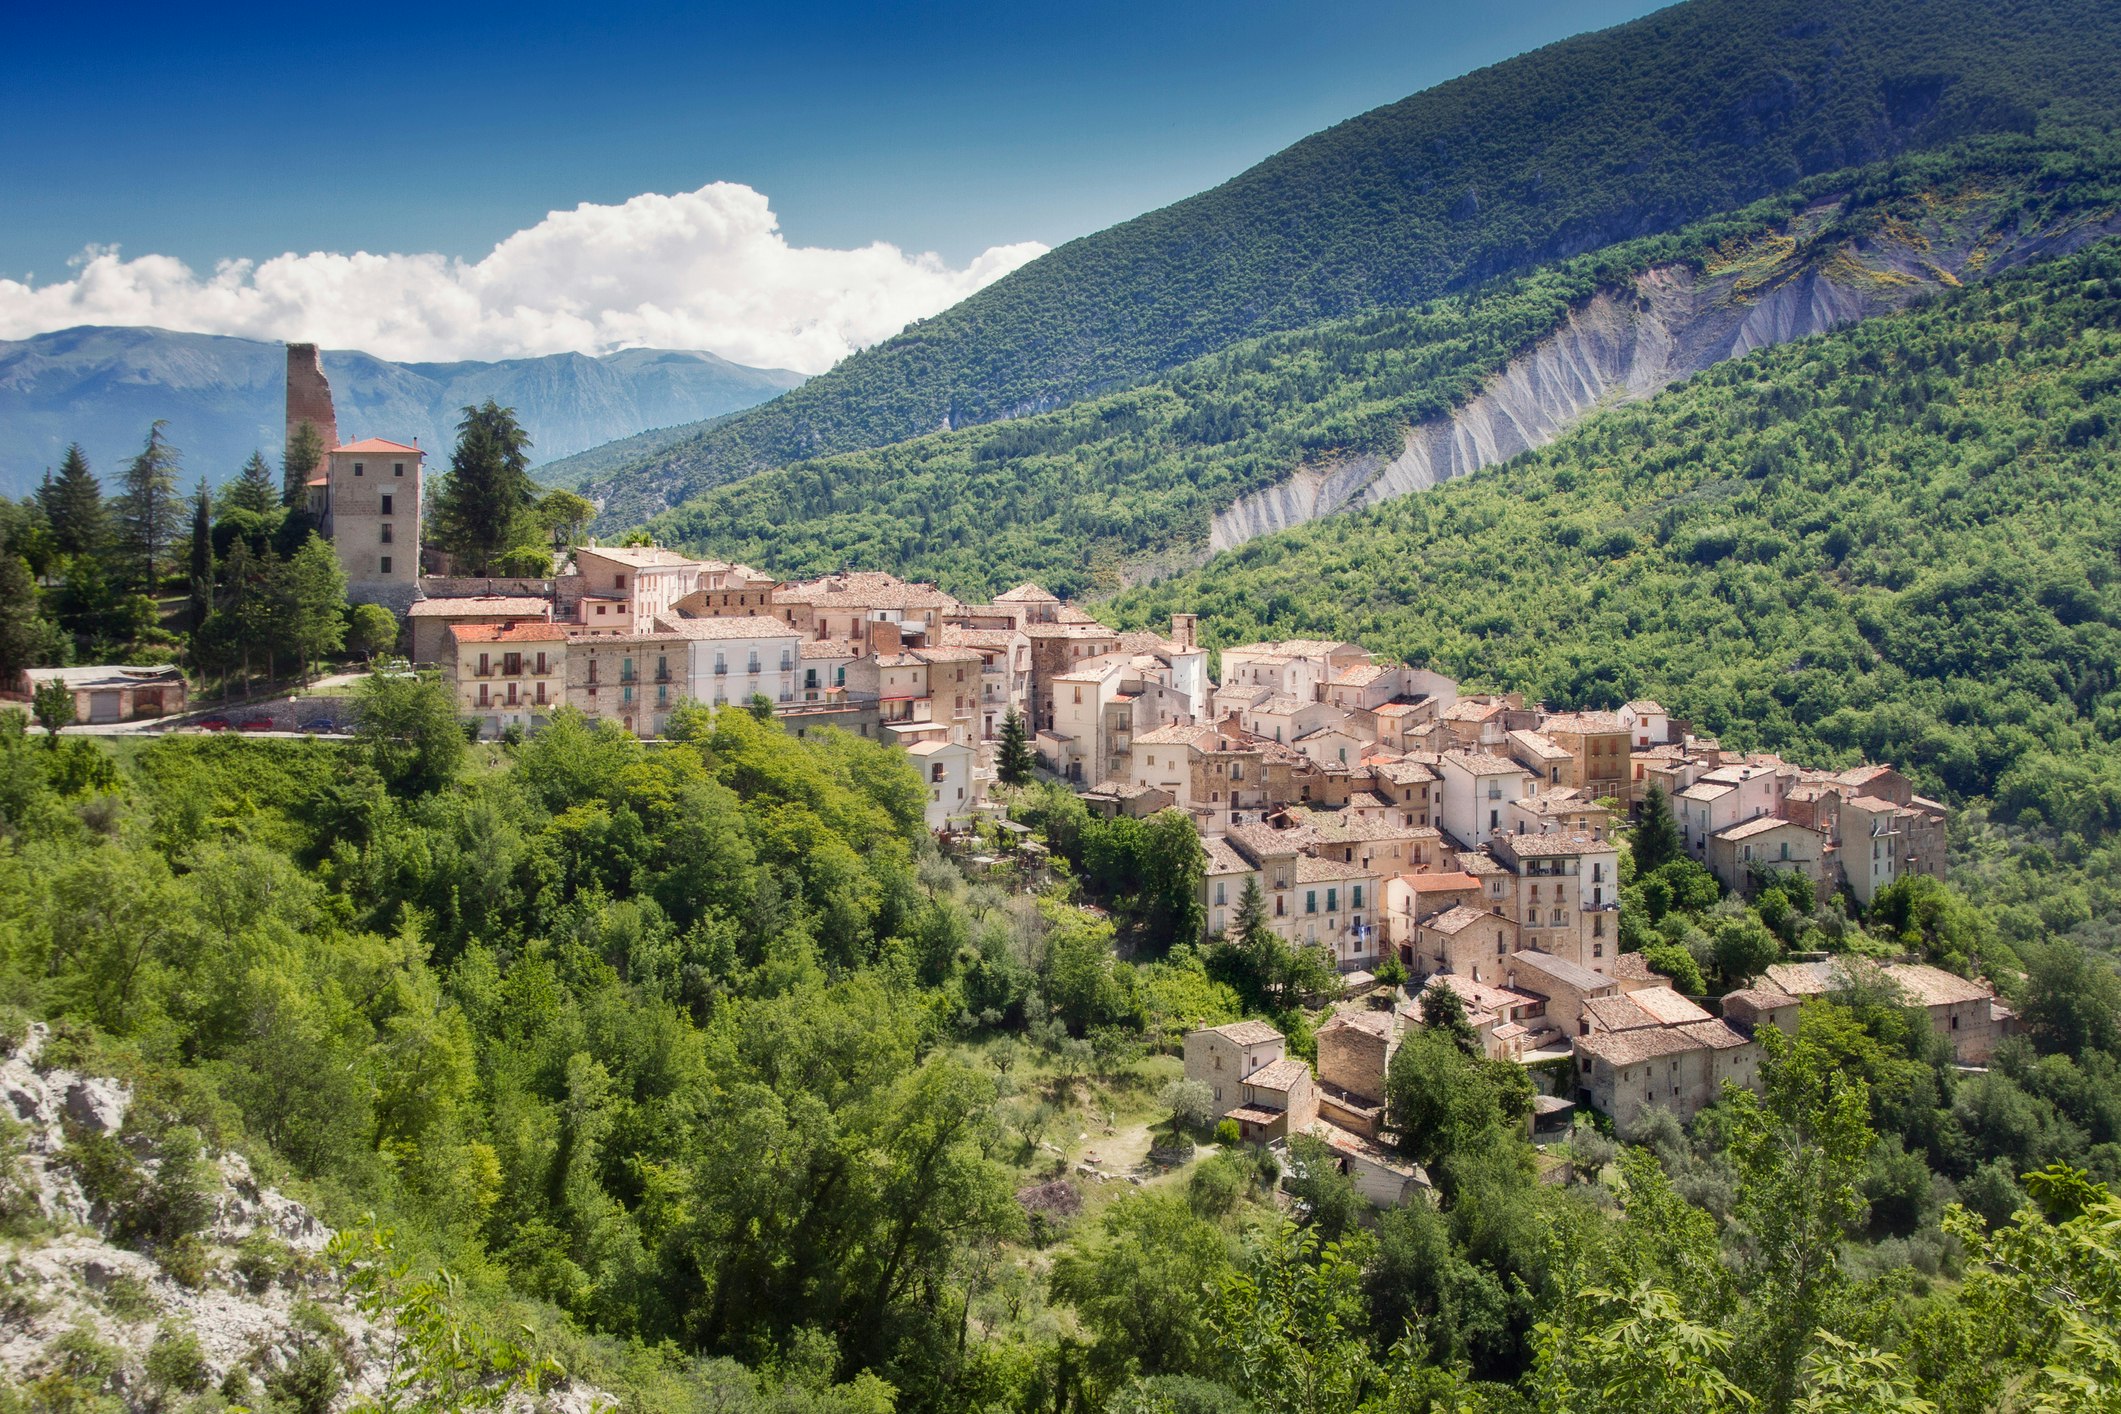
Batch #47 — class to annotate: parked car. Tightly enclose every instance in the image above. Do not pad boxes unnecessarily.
[301,717,338,734]
[193,716,232,732]
[237,716,276,732]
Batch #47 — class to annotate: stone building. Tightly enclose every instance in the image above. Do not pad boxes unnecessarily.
[1315,1009,1397,1137]
[1184,1021,1292,1121]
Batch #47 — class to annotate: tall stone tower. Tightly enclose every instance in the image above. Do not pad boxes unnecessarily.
[284,343,340,480]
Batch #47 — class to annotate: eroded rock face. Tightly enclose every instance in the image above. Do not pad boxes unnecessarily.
[0,1023,608,1412]
[1205,206,2121,555]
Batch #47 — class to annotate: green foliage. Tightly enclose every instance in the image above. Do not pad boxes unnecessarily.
[41,443,108,558]
[282,420,327,508]
[996,708,1034,787]
[432,401,538,576]
[347,602,400,661]
[353,671,466,795]
[30,679,72,738]
[598,0,2121,528]
[1117,237,2121,957]
[115,420,181,589]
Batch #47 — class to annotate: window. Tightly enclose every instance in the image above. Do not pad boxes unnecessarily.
[380,522,393,543]
[1306,891,1318,914]
[379,556,392,574]
[1214,881,1226,905]
[394,462,405,477]
[931,763,945,783]
[353,462,364,477]
[381,493,393,515]
[615,575,626,590]
[534,652,547,674]
[1352,884,1363,910]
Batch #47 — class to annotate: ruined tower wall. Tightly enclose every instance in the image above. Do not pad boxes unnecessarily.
[285,343,340,461]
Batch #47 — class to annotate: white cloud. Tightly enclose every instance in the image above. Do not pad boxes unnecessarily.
[0,183,1047,374]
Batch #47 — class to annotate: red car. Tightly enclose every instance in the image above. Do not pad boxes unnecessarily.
[194,716,232,732]
[237,716,276,732]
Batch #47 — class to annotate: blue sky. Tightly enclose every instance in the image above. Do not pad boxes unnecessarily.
[1,0,1668,367]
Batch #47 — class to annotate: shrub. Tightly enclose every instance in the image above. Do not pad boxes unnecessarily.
[266,1344,344,1414]
[146,1324,210,1395]
[1215,1119,1241,1146]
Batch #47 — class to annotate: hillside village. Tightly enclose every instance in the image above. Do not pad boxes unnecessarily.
[17,346,2009,1171]
[208,343,2014,1160]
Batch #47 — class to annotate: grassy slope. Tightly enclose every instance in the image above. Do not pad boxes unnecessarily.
[644,140,2121,597]
[1107,241,2121,951]
[591,0,2121,524]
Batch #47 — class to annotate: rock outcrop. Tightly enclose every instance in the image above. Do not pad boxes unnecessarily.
[0,1023,606,1411]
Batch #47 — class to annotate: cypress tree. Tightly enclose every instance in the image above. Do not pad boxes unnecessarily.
[1633,783,1684,874]
[115,421,182,589]
[187,478,214,641]
[997,706,1035,785]
[41,443,108,558]
[282,421,326,508]
[229,450,280,516]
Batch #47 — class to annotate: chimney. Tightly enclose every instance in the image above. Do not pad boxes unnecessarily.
[1170,612,1197,649]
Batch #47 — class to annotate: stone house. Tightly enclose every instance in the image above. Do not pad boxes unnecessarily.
[1230,1055,1319,1143]
[1315,1009,1397,1137]
[1488,831,1622,976]
[571,545,710,636]
[1438,750,1534,849]
[906,739,977,831]
[1707,815,1828,897]
[407,595,552,665]
[1574,1019,1757,1138]
[565,627,690,738]
[1411,904,1521,985]
[1290,1120,1430,1207]
[1507,729,1575,790]
[1382,871,1485,951]
[1502,950,1618,1035]
[1539,711,1632,803]
[450,622,566,737]
[21,665,187,724]
[1762,959,2013,1064]
[1184,1020,1289,1120]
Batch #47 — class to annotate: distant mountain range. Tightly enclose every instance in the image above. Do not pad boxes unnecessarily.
[0,326,804,496]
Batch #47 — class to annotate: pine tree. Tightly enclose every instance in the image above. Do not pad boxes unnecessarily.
[187,479,214,642]
[282,421,326,508]
[115,421,182,589]
[1634,783,1684,874]
[278,533,347,681]
[229,450,280,516]
[1418,979,1482,1056]
[432,400,537,575]
[997,706,1035,785]
[41,443,108,558]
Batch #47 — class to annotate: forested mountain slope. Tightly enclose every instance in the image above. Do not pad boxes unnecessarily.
[646,139,2121,597]
[1112,239,2121,953]
[590,0,2121,524]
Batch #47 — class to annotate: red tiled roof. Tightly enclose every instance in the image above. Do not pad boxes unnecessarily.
[335,438,421,454]
[450,621,566,643]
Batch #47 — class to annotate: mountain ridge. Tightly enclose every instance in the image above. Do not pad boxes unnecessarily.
[0,326,803,495]
[585,0,2121,525]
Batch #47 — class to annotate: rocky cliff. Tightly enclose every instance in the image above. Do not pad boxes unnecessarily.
[1206,204,2121,553]
[0,1023,603,1412]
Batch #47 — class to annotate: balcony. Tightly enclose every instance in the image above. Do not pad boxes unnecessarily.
[655,669,672,684]
[713,663,727,676]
